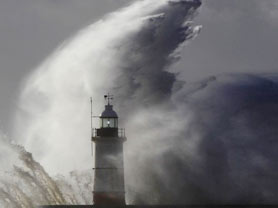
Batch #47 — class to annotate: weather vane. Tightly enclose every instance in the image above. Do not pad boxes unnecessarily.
[104,93,114,105]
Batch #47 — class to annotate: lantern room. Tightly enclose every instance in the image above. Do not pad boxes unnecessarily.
[100,104,118,128]
[92,94,125,138]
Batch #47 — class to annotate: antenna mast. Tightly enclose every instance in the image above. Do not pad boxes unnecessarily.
[90,97,93,137]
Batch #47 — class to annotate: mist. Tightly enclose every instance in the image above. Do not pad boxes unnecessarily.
[126,73,278,204]
[1,0,277,206]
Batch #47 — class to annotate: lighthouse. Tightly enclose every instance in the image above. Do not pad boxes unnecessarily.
[91,94,126,205]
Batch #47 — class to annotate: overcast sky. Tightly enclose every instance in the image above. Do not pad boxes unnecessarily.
[0,0,278,133]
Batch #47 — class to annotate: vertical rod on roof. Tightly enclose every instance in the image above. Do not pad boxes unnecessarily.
[90,97,93,137]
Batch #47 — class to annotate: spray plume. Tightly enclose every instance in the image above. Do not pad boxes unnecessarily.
[13,0,202,175]
[3,0,278,206]
[5,0,202,206]
[0,135,91,206]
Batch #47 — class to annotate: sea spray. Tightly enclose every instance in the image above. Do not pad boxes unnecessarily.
[0,137,92,206]
[1,0,278,205]
[10,0,203,205]
[5,0,202,206]
[13,0,202,175]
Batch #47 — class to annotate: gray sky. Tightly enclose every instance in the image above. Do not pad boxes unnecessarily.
[174,0,278,80]
[0,0,131,132]
[0,0,277,133]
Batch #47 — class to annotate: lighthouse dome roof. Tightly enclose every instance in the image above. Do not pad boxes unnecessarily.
[100,104,118,118]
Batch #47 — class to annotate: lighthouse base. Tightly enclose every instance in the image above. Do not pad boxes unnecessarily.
[93,192,125,205]
[39,205,265,208]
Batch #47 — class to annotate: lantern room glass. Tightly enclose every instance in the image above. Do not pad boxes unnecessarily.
[100,118,118,128]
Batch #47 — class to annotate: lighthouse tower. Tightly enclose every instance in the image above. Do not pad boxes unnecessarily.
[91,95,126,205]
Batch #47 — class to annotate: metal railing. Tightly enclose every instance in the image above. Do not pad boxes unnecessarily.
[91,128,126,138]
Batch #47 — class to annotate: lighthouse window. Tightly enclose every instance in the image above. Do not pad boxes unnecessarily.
[101,118,118,128]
